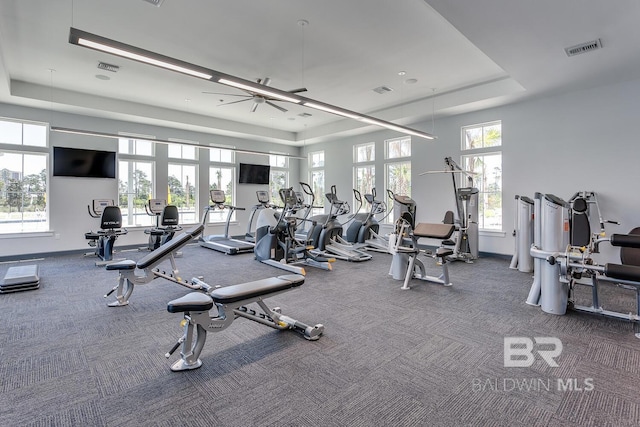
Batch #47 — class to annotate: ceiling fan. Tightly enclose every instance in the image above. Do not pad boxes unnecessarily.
[203,77,307,113]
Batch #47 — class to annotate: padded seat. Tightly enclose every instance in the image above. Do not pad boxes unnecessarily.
[167,292,214,313]
[414,223,455,240]
[105,260,137,271]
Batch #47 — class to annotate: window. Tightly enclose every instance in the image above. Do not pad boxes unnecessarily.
[308,151,325,214]
[461,121,502,230]
[168,141,199,224]
[354,143,375,207]
[385,137,411,223]
[209,147,235,223]
[269,154,288,205]
[118,136,156,227]
[0,118,48,233]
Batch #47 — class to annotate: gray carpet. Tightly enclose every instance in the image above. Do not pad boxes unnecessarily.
[1,243,639,426]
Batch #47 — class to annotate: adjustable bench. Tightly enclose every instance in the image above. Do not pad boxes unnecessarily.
[104,224,204,306]
[389,219,455,290]
[166,273,324,371]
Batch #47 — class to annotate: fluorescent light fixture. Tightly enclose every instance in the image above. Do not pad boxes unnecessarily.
[68,28,436,140]
[50,126,305,159]
[303,102,360,120]
[70,28,213,80]
[218,78,301,103]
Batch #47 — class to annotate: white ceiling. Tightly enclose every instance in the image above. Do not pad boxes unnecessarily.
[0,0,638,146]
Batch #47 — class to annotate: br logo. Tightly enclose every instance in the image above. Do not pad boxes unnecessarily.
[503,337,563,367]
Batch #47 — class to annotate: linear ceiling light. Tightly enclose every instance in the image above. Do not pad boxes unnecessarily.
[68,28,435,140]
[50,126,305,159]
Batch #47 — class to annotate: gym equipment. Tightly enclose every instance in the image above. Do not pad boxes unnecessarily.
[388,214,455,290]
[254,186,335,275]
[307,185,371,262]
[166,273,324,371]
[84,199,128,266]
[141,199,182,252]
[200,190,254,255]
[104,225,205,306]
[509,195,534,273]
[341,188,389,249]
[0,264,39,293]
[528,193,640,337]
[245,190,275,243]
[420,157,479,262]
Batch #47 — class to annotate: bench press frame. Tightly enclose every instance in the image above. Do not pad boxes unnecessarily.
[166,274,324,371]
[104,224,204,307]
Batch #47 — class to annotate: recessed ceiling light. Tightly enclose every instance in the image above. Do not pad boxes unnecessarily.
[404,78,418,85]
[398,71,407,76]
[95,74,110,80]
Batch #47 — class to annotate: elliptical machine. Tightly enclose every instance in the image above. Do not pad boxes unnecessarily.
[254,186,334,275]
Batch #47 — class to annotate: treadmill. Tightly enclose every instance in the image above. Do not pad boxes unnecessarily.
[200,189,255,255]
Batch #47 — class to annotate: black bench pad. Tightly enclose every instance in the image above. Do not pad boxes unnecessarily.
[136,224,203,269]
[414,223,455,240]
[167,292,214,313]
[106,260,137,271]
[210,274,304,305]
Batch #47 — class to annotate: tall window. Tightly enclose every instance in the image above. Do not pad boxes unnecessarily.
[118,137,155,227]
[309,151,325,214]
[353,142,375,208]
[168,142,198,224]
[269,154,288,205]
[0,118,48,233]
[461,121,502,230]
[209,147,235,223]
[385,136,411,223]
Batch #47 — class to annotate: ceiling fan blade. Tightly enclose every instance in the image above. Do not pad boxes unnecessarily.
[287,88,307,94]
[250,102,259,113]
[203,91,251,98]
[266,101,288,113]
[218,98,252,106]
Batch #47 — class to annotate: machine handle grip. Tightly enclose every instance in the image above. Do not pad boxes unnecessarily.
[610,234,640,248]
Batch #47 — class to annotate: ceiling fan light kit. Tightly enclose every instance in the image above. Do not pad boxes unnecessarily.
[68,27,435,140]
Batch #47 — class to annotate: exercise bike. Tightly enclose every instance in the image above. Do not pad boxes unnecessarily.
[84,199,127,266]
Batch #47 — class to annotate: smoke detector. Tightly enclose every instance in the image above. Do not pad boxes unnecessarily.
[565,39,602,57]
[373,86,393,94]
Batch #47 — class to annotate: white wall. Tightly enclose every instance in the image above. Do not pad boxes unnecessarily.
[0,103,300,258]
[302,77,640,264]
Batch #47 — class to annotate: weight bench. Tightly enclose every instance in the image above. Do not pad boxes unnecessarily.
[389,218,455,290]
[104,224,204,307]
[1,264,39,294]
[166,273,324,371]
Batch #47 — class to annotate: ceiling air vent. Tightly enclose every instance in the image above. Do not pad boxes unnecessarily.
[565,39,602,57]
[97,62,119,72]
[298,112,312,118]
[373,86,393,94]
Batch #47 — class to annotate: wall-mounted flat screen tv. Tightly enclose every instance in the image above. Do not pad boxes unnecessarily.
[53,146,117,178]
[238,163,270,185]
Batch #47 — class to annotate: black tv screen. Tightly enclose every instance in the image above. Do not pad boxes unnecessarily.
[53,146,116,178]
[238,163,270,185]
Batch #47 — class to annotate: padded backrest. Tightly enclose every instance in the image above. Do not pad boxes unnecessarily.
[443,210,454,225]
[100,206,122,230]
[621,227,640,266]
[160,205,180,227]
[570,197,591,247]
